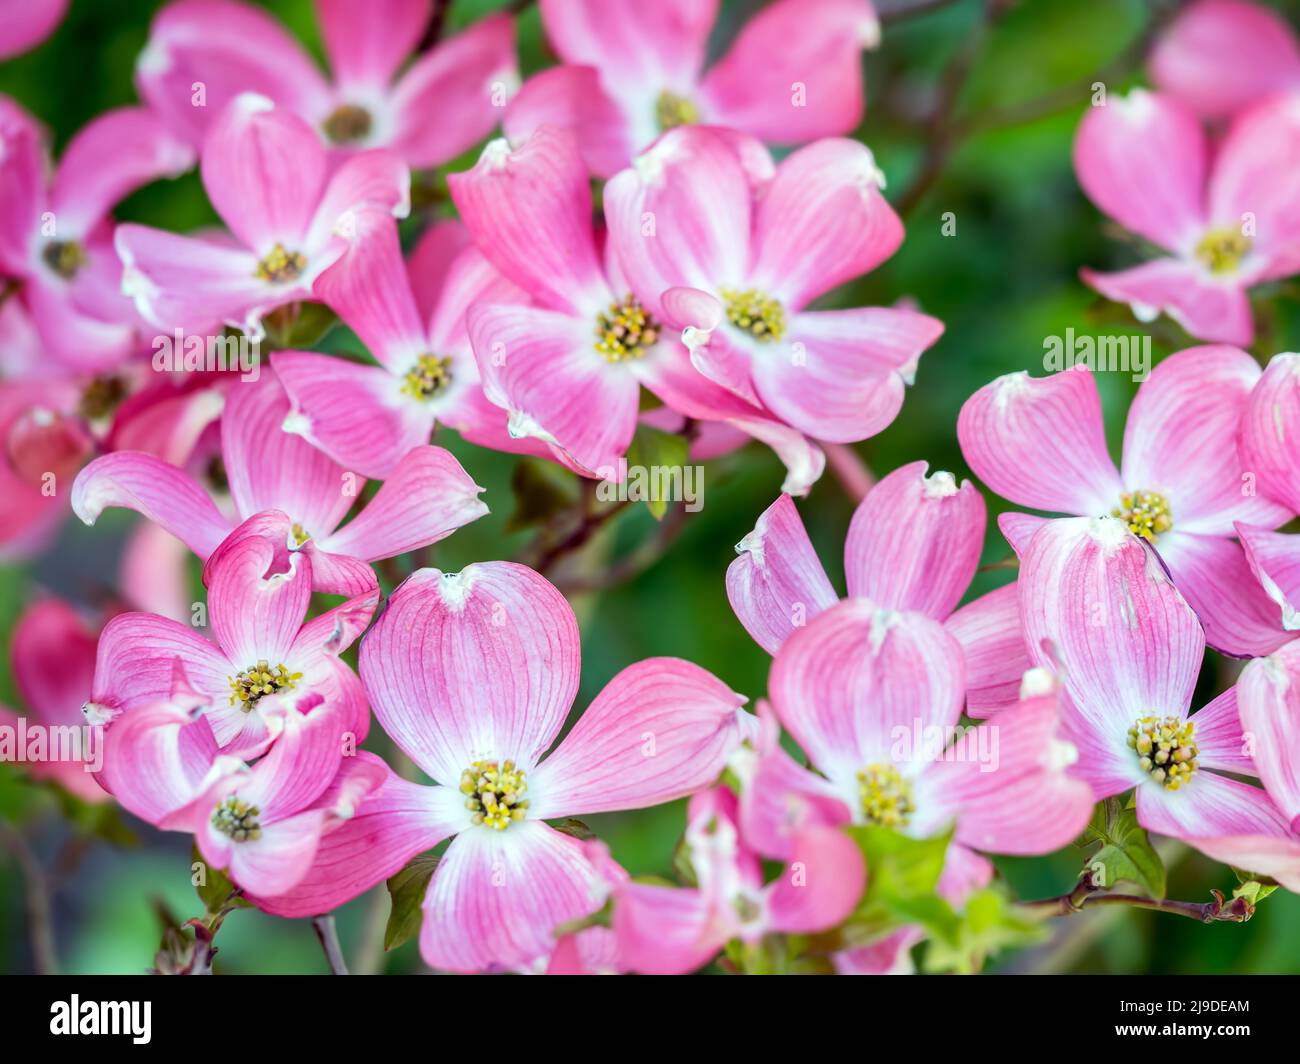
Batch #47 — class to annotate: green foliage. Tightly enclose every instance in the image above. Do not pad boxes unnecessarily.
[384,853,440,951]
[625,423,690,520]
[1080,797,1167,900]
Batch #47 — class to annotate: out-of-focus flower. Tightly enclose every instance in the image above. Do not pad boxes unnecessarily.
[727,461,1028,716]
[958,349,1291,657]
[252,561,753,973]
[115,94,409,338]
[0,96,193,371]
[1150,0,1300,122]
[1073,89,1300,345]
[505,0,879,177]
[136,0,517,168]
[72,374,486,595]
[606,127,941,443]
[0,0,68,60]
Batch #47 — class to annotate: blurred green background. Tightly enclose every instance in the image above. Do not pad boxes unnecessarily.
[3,0,1300,974]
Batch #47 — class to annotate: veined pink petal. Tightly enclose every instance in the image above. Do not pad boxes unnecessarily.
[528,658,748,819]
[13,599,98,729]
[1190,686,1257,776]
[725,494,838,655]
[468,302,639,477]
[0,0,67,60]
[135,0,331,145]
[945,583,1032,719]
[1157,531,1290,657]
[769,598,965,786]
[0,98,43,274]
[272,350,432,480]
[1122,345,1290,533]
[301,545,378,599]
[51,107,194,236]
[721,413,827,497]
[700,0,878,145]
[1018,517,1205,788]
[200,95,325,252]
[1150,0,1300,120]
[242,699,349,820]
[291,584,378,662]
[72,451,231,560]
[22,271,137,374]
[426,240,528,356]
[420,821,603,974]
[359,562,579,784]
[252,763,465,917]
[503,66,635,180]
[1238,643,1300,823]
[449,127,607,313]
[224,807,328,897]
[1137,771,1290,841]
[121,522,193,623]
[957,368,1123,516]
[388,15,518,169]
[205,521,311,666]
[608,880,721,975]
[1237,524,1300,635]
[1079,260,1254,347]
[1182,832,1300,893]
[303,148,410,255]
[317,0,429,93]
[318,445,487,562]
[749,139,901,311]
[765,826,866,934]
[834,928,923,975]
[1240,353,1300,514]
[406,219,471,325]
[91,612,231,716]
[222,375,354,541]
[844,460,984,618]
[1072,89,1206,252]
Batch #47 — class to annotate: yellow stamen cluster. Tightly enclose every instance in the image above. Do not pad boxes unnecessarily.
[721,287,785,342]
[290,522,310,546]
[857,763,915,828]
[1128,715,1198,790]
[228,660,302,711]
[211,795,262,841]
[595,296,660,362]
[43,239,86,279]
[1112,489,1173,543]
[460,759,529,830]
[1194,228,1251,275]
[655,89,700,131]
[79,375,128,421]
[255,243,307,284]
[322,103,373,144]
[400,354,454,400]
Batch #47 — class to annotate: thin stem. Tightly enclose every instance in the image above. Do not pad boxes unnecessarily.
[312,914,351,975]
[0,822,57,974]
[1022,875,1253,924]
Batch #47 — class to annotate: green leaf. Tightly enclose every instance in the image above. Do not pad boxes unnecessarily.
[263,301,338,350]
[1231,877,1279,907]
[923,888,1048,975]
[550,818,596,841]
[1081,797,1166,899]
[505,457,580,533]
[625,423,690,520]
[385,852,440,951]
[191,843,249,914]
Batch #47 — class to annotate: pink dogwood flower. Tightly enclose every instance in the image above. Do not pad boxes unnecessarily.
[0,95,193,370]
[253,561,753,973]
[0,0,67,60]
[87,523,376,759]
[272,213,534,480]
[958,348,1291,657]
[115,94,409,338]
[504,0,880,178]
[605,126,942,443]
[72,375,487,596]
[727,461,1029,716]
[597,785,864,975]
[136,0,517,169]
[1016,516,1295,859]
[1150,0,1300,122]
[1073,89,1300,345]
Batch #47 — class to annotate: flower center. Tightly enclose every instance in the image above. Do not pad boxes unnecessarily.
[43,239,86,279]
[211,795,262,842]
[1194,228,1251,275]
[655,89,699,131]
[255,243,307,284]
[228,660,301,711]
[1112,489,1172,542]
[857,763,915,828]
[721,288,785,342]
[78,375,128,421]
[290,522,310,546]
[400,354,454,400]
[459,759,529,830]
[1127,714,1198,790]
[594,296,660,362]
[322,103,373,145]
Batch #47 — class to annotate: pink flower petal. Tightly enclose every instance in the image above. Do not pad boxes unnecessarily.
[1240,353,1300,514]
[1238,642,1300,823]
[1237,523,1300,634]
[957,368,1123,516]
[1190,686,1258,776]
[121,521,194,623]
[0,0,67,60]
[1137,770,1290,840]
[725,494,838,655]
[12,599,98,729]
[302,147,410,255]
[503,65,634,179]
[608,880,720,975]
[205,520,311,666]
[1072,89,1206,252]
[945,583,1032,718]
[0,98,43,274]
[358,562,579,784]
[765,826,866,934]
[316,0,429,93]
[91,612,231,716]
[243,699,350,821]
[1180,831,1300,893]
[844,460,984,618]
[1079,260,1254,346]
[227,807,328,897]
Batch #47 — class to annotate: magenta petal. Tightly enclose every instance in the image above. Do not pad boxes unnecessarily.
[359,562,579,784]
[303,148,410,255]
[957,368,1122,516]
[529,657,748,819]
[503,65,635,179]
[0,0,67,60]
[13,599,97,731]
[1137,771,1290,841]
[945,582,1032,719]
[1189,686,1257,777]
[316,0,429,93]
[725,494,838,655]
[765,826,866,934]
[226,808,328,898]
[91,612,231,715]
[1240,353,1300,514]
[1080,260,1254,346]
[244,700,349,821]
[1181,832,1300,893]
[609,881,719,975]
[1238,523,1300,635]
[72,451,231,560]
[844,460,984,619]
[1238,642,1300,823]
[205,520,311,666]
